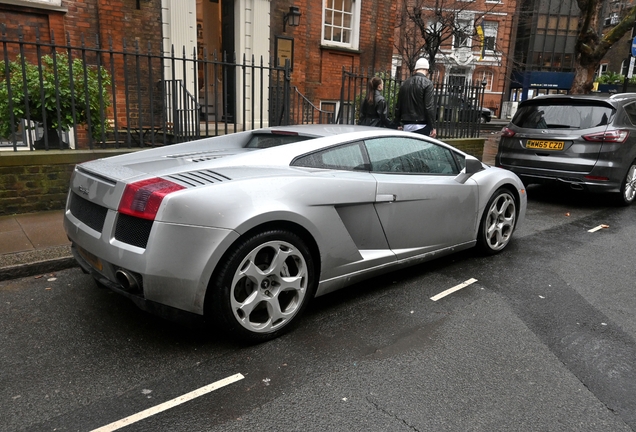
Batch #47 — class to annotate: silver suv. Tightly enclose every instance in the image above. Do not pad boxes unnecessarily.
[495,93,636,205]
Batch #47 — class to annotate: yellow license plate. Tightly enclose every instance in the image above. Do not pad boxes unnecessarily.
[526,139,564,150]
[77,246,103,272]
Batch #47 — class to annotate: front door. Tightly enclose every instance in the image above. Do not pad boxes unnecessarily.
[365,136,478,261]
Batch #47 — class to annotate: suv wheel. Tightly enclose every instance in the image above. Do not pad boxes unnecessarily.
[617,161,636,206]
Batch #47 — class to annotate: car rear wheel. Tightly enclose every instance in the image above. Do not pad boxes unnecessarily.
[617,161,636,206]
[209,230,316,342]
[477,188,517,254]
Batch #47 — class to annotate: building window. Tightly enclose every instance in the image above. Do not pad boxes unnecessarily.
[483,21,498,52]
[605,13,619,26]
[475,70,494,91]
[448,67,468,91]
[622,59,636,77]
[596,63,608,79]
[453,19,472,48]
[322,0,361,49]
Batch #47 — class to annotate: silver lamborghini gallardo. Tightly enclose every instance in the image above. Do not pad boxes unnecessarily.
[64,125,526,341]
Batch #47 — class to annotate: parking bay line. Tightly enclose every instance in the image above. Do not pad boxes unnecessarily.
[430,278,478,302]
[91,373,245,432]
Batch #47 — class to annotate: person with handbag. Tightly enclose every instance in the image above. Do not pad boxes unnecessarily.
[359,76,393,128]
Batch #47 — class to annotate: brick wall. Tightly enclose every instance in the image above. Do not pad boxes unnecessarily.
[0,150,135,216]
[271,0,397,109]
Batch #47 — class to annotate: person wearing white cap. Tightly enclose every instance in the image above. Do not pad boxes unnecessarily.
[394,57,437,138]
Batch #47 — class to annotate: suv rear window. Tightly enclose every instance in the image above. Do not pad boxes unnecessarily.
[512,103,615,130]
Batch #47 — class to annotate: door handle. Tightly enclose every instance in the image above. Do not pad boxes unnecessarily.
[375,194,396,202]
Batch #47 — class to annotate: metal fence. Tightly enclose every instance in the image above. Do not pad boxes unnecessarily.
[338,67,487,138]
[0,29,333,152]
[1,28,485,152]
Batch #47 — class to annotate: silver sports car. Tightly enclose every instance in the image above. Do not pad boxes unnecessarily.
[64,125,527,341]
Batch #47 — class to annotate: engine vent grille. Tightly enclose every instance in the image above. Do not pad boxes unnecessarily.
[165,151,229,163]
[115,214,153,248]
[69,192,108,233]
[165,170,231,187]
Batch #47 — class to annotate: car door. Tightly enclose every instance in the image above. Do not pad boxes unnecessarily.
[291,140,397,278]
[365,136,479,261]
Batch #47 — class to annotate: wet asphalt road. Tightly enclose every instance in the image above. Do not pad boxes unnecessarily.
[2,184,636,432]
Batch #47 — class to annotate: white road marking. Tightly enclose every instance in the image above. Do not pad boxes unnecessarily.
[430,278,478,302]
[91,373,245,432]
[588,224,609,233]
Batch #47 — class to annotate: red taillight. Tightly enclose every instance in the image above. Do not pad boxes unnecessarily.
[582,129,629,143]
[584,175,609,181]
[501,127,515,138]
[118,178,185,220]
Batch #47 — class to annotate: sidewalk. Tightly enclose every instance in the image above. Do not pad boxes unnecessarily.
[0,210,75,281]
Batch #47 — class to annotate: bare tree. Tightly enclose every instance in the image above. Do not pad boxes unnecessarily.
[394,0,499,75]
[572,0,636,93]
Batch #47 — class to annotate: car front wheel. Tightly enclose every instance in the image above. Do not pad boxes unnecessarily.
[209,230,316,342]
[477,188,517,254]
[617,161,636,206]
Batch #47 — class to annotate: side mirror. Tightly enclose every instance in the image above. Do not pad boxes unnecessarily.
[465,156,484,174]
[454,156,484,184]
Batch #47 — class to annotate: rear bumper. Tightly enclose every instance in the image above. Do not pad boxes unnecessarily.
[72,245,204,325]
[496,164,621,194]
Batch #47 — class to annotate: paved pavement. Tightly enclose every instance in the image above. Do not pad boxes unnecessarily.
[0,124,504,281]
[0,210,74,281]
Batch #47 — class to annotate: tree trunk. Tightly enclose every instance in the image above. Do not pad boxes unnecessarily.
[570,62,598,94]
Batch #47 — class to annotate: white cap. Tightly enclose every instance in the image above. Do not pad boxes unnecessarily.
[415,58,429,71]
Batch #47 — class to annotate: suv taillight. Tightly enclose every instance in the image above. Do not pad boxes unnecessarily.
[501,127,515,138]
[582,129,629,143]
[118,178,185,220]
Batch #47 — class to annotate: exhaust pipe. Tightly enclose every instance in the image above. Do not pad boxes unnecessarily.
[115,269,141,292]
[570,183,584,191]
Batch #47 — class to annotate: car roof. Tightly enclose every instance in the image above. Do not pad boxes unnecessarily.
[522,93,636,108]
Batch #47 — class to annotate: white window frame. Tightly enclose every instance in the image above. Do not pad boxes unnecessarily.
[453,18,473,49]
[596,63,609,79]
[321,100,353,124]
[322,0,362,50]
[483,21,498,52]
[475,70,494,91]
[622,59,636,78]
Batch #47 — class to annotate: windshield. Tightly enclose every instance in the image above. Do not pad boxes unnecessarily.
[512,103,615,129]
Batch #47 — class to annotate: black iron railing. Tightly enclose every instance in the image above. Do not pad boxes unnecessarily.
[0,28,299,151]
[338,67,487,138]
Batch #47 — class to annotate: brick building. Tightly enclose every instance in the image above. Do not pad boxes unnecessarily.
[270,0,397,119]
[393,0,517,118]
[1,0,397,133]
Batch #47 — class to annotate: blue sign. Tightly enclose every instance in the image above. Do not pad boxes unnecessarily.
[631,36,636,57]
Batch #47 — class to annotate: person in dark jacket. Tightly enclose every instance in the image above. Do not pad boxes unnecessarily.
[394,58,437,138]
[359,76,392,128]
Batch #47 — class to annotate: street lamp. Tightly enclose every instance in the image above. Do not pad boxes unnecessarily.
[283,6,301,32]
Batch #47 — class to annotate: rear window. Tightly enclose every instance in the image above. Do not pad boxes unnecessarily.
[244,133,315,148]
[511,103,615,130]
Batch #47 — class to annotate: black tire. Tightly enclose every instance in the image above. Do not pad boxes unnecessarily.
[477,188,517,255]
[615,161,636,206]
[208,230,317,343]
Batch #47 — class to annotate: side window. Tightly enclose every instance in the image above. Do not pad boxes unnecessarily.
[292,142,368,171]
[623,102,636,125]
[365,137,459,175]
